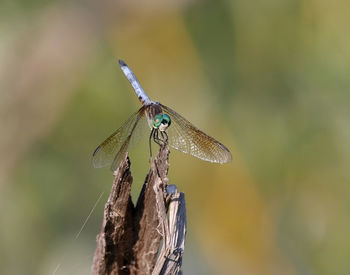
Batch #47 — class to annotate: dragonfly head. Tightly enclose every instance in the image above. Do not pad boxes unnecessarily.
[153,114,171,131]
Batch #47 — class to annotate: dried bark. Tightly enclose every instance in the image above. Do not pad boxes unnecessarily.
[92,145,186,275]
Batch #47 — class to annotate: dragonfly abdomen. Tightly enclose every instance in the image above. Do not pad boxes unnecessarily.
[119,59,152,105]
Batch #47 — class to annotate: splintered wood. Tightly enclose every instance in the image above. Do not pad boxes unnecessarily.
[92,145,186,275]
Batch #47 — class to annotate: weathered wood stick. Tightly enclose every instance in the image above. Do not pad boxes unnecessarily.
[92,145,186,275]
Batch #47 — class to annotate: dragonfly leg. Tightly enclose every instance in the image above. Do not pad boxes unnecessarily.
[163,131,168,143]
[152,130,162,177]
[153,129,162,146]
[158,131,168,146]
[149,128,154,157]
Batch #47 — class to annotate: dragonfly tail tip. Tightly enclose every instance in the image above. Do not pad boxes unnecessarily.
[118,59,127,67]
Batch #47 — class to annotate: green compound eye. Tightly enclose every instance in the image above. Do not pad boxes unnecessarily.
[162,114,171,126]
[153,114,163,128]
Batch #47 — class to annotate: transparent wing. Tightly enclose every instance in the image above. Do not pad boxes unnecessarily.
[92,106,148,170]
[160,104,232,163]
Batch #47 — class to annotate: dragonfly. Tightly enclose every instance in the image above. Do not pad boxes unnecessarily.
[92,60,232,171]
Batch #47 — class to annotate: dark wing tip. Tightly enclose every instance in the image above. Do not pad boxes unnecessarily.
[118,59,127,67]
[92,145,102,168]
[92,145,101,157]
[220,143,233,163]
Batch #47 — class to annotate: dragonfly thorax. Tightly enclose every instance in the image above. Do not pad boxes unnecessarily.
[153,114,171,131]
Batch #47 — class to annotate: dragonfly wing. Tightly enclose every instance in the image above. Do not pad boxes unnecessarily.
[160,104,232,163]
[92,106,148,170]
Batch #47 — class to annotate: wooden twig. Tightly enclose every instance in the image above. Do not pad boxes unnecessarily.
[152,185,186,275]
[92,145,186,275]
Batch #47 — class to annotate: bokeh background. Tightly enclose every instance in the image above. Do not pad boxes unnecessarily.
[1,0,350,274]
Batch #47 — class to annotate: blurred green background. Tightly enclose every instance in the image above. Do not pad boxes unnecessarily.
[1,0,350,274]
